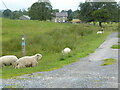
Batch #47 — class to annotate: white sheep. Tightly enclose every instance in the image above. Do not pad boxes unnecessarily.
[0,61,4,68]
[15,53,42,69]
[62,48,71,55]
[97,28,104,34]
[0,55,18,67]
[97,31,104,34]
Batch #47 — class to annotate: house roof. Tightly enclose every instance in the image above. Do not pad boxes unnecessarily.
[19,15,31,20]
[71,19,81,23]
[56,12,68,17]
[23,15,31,19]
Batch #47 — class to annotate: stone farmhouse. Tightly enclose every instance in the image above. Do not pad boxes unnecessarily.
[54,12,68,23]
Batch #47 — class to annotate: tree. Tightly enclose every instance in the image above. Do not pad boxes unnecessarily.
[102,2,118,22]
[67,9,73,21]
[92,9,111,27]
[68,13,73,21]
[29,2,53,21]
[61,10,67,12]
[78,2,118,26]
[0,11,3,17]
[12,11,22,19]
[53,9,59,12]
[22,9,28,15]
[79,2,96,22]
[73,10,80,19]
[3,9,13,19]
[67,9,72,16]
[52,9,59,17]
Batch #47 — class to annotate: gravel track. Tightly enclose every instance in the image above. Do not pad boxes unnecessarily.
[1,32,118,88]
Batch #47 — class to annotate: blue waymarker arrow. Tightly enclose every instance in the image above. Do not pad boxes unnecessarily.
[22,42,25,46]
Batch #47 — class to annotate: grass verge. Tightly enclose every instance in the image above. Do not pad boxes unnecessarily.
[111,45,120,49]
[101,58,117,66]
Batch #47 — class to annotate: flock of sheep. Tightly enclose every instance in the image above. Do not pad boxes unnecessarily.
[0,53,42,69]
[0,48,71,69]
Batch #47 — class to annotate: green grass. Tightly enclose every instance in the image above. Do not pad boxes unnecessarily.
[118,34,120,38]
[1,18,118,79]
[101,58,117,66]
[111,45,120,49]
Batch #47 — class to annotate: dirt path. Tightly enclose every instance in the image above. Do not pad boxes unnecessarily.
[1,32,118,88]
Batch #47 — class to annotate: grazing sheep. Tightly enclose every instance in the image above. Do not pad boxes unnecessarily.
[0,61,4,68]
[15,53,42,69]
[62,48,71,55]
[97,31,104,34]
[97,28,104,34]
[0,55,18,67]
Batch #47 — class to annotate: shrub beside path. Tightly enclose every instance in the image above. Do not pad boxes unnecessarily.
[1,32,118,88]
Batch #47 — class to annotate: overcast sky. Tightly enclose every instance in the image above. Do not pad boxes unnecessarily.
[0,0,119,11]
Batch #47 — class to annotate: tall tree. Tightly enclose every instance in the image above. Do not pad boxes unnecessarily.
[78,2,118,26]
[67,9,72,16]
[79,2,95,22]
[73,10,80,19]
[3,9,13,19]
[67,9,73,21]
[29,2,53,21]
[52,9,59,17]
[12,11,22,19]
[92,9,111,27]
[53,9,59,13]
[61,10,67,12]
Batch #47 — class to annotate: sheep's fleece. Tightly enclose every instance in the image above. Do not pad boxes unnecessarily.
[62,48,71,55]
[15,53,42,69]
[0,55,18,68]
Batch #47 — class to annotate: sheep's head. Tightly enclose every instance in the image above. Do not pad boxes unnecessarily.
[35,53,42,61]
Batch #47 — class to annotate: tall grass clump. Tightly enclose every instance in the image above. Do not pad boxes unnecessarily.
[2,18,116,78]
[101,58,117,66]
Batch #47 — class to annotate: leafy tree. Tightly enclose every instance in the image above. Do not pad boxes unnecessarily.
[3,9,13,19]
[73,10,80,19]
[52,9,59,17]
[102,2,118,22]
[12,11,22,19]
[53,9,59,12]
[79,2,95,22]
[22,9,28,15]
[67,9,72,16]
[67,9,73,21]
[12,9,29,19]
[0,11,3,17]
[29,2,53,21]
[61,10,67,12]
[68,13,73,21]
[78,2,119,26]
[92,9,111,27]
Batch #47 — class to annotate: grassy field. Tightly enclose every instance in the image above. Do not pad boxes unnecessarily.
[1,18,118,79]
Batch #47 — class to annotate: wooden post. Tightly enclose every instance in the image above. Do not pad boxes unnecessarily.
[22,35,25,56]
